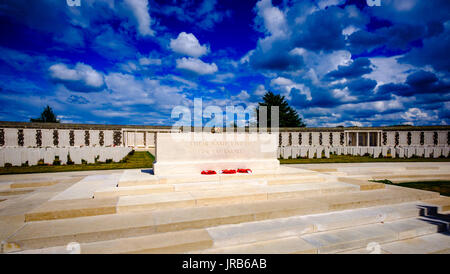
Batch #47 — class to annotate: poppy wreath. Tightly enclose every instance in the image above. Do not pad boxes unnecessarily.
[237,168,252,173]
[201,170,217,175]
[221,169,236,174]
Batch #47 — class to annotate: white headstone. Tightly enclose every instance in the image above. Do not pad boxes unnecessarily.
[43,148,55,164]
[282,146,292,159]
[433,147,442,158]
[69,148,82,164]
[416,147,424,157]
[316,147,323,159]
[300,147,308,158]
[292,147,300,158]
[0,149,4,167]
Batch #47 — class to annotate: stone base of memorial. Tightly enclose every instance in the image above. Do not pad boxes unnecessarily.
[153,132,280,176]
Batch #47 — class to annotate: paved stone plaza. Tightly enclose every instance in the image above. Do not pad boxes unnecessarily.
[0,162,449,254]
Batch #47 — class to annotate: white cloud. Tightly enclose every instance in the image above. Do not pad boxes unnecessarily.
[254,84,268,96]
[290,48,352,79]
[255,0,288,37]
[270,77,311,100]
[235,90,250,100]
[123,0,154,36]
[210,73,235,83]
[176,57,218,75]
[170,32,209,58]
[317,0,346,9]
[401,108,435,121]
[368,56,414,86]
[103,73,188,110]
[49,62,104,88]
[104,72,154,106]
[138,57,161,66]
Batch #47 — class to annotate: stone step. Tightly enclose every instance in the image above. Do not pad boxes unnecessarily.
[116,182,359,213]
[340,231,450,254]
[203,202,423,249]
[94,185,176,199]
[7,190,441,252]
[23,183,439,223]
[6,211,156,251]
[300,217,448,254]
[372,173,450,182]
[265,175,326,185]
[95,180,269,198]
[422,196,450,213]
[197,237,318,254]
[5,200,425,253]
[198,217,448,254]
[10,181,60,189]
[0,183,12,191]
[378,231,450,254]
[25,198,118,222]
[118,170,321,187]
[8,229,214,254]
[0,189,35,196]
[337,177,385,191]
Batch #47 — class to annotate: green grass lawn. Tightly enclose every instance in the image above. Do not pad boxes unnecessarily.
[371,179,450,197]
[0,151,154,175]
[280,154,450,164]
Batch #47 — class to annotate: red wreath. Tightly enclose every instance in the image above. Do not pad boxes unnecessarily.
[237,168,252,173]
[201,170,217,175]
[221,169,236,174]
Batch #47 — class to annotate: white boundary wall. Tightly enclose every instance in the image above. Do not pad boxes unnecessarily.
[0,147,132,167]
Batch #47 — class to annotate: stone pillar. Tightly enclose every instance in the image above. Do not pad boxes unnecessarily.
[356,132,359,147]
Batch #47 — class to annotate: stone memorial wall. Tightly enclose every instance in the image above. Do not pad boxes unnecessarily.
[0,121,448,166]
[154,132,280,175]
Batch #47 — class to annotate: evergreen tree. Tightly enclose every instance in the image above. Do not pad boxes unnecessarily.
[30,105,60,123]
[256,91,305,127]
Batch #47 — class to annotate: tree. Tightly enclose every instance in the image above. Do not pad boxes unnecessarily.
[30,105,60,123]
[256,91,305,128]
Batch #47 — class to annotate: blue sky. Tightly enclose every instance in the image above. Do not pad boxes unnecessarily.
[0,0,449,127]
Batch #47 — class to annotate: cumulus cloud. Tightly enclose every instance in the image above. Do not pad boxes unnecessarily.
[254,85,268,96]
[377,70,449,98]
[270,77,311,100]
[235,90,250,100]
[401,108,434,122]
[176,57,218,75]
[255,0,288,37]
[399,27,450,72]
[170,32,209,58]
[325,58,373,79]
[138,57,162,66]
[123,0,154,36]
[49,63,104,92]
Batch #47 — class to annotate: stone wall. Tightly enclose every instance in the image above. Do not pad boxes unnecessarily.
[278,146,450,159]
[0,147,133,167]
[0,122,449,163]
